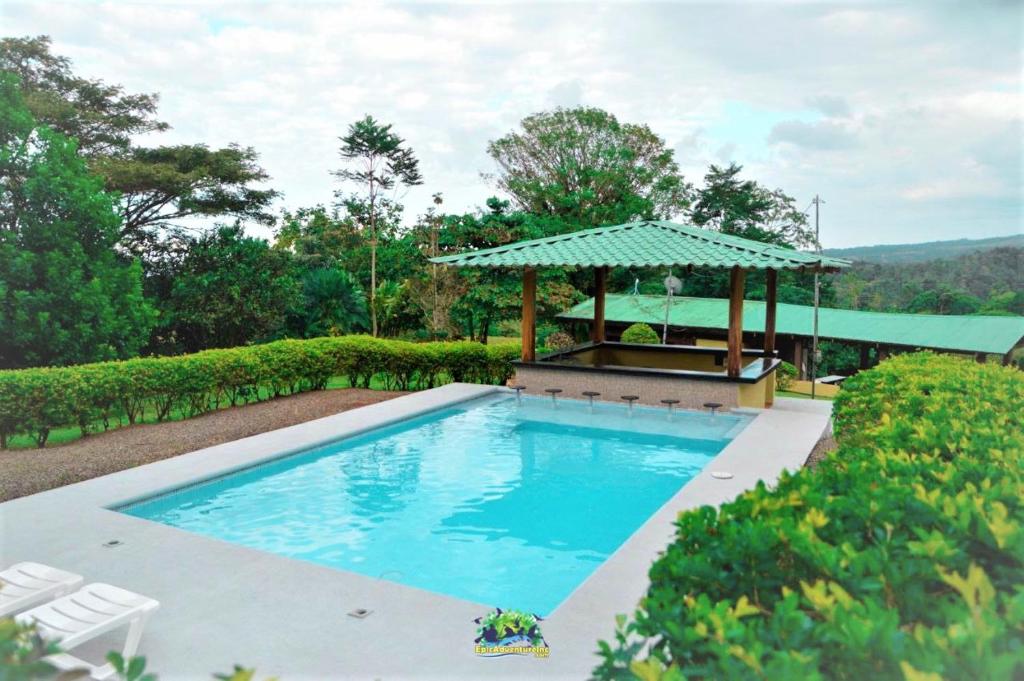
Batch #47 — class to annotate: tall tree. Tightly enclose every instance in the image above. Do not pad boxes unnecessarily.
[333,115,422,336]
[94,144,278,253]
[0,74,155,368]
[691,163,815,247]
[1,36,278,253]
[487,107,691,230]
[0,35,167,157]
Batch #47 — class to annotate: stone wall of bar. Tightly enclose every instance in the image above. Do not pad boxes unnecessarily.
[511,365,742,410]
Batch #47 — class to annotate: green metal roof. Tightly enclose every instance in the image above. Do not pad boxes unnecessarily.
[558,294,1024,355]
[431,221,849,271]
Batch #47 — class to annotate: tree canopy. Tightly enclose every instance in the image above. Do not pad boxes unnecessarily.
[333,115,423,336]
[436,198,578,342]
[94,144,279,253]
[691,163,815,247]
[487,107,691,230]
[0,74,155,368]
[832,247,1024,315]
[1,35,278,255]
[0,35,167,157]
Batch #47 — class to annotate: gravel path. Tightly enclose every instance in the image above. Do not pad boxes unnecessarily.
[804,430,838,467]
[0,388,404,502]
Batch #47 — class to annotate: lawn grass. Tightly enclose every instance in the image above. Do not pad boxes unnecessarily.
[778,390,835,401]
[486,336,521,345]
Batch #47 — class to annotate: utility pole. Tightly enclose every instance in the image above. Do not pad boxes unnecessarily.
[811,195,824,400]
[430,193,443,338]
[662,269,673,344]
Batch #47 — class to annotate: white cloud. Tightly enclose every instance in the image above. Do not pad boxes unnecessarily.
[3,0,1022,246]
[806,95,851,119]
[768,120,859,150]
[949,91,1024,121]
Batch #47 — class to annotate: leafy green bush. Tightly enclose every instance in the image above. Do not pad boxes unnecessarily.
[0,618,59,679]
[775,360,797,391]
[620,323,660,345]
[595,352,1024,680]
[0,336,519,448]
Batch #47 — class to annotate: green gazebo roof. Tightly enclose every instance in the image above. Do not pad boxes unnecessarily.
[430,220,850,271]
[559,294,1024,355]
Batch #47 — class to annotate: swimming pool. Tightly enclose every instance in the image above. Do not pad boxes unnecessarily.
[120,393,750,615]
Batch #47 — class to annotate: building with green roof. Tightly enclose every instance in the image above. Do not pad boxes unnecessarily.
[558,294,1024,376]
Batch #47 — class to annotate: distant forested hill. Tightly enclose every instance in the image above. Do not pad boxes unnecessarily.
[824,234,1024,264]
[830,247,1023,315]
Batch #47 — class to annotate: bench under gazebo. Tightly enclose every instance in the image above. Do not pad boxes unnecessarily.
[432,220,849,409]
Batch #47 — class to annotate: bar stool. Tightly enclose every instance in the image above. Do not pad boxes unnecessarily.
[660,398,680,418]
[703,401,723,416]
[621,395,639,416]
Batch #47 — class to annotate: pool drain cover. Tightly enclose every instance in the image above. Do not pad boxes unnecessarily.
[347,608,372,619]
[710,471,734,480]
[103,540,124,548]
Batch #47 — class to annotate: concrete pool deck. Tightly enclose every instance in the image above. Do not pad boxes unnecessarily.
[1,384,833,680]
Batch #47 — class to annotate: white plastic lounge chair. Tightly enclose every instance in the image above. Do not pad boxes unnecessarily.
[0,562,84,617]
[16,583,160,680]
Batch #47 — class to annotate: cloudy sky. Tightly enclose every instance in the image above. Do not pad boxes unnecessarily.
[4,1,1022,247]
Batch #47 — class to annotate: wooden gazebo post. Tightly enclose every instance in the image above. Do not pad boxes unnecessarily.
[764,269,778,356]
[727,266,746,378]
[763,268,778,406]
[592,266,608,343]
[522,267,536,362]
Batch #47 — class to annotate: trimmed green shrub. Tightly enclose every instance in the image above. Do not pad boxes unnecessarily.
[595,352,1024,680]
[775,360,797,391]
[620,323,660,345]
[0,336,519,448]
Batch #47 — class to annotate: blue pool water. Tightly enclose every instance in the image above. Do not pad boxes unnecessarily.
[120,394,749,614]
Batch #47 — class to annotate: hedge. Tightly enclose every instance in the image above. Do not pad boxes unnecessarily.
[595,353,1024,680]
[0,336,519,448]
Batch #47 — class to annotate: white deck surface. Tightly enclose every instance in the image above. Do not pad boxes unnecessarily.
[1,385,833,680]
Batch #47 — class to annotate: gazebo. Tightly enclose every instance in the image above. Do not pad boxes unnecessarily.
[433,220,849,409]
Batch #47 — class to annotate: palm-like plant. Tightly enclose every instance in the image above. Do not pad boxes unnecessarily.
[299,268,369,337]
[374,280,410,337]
